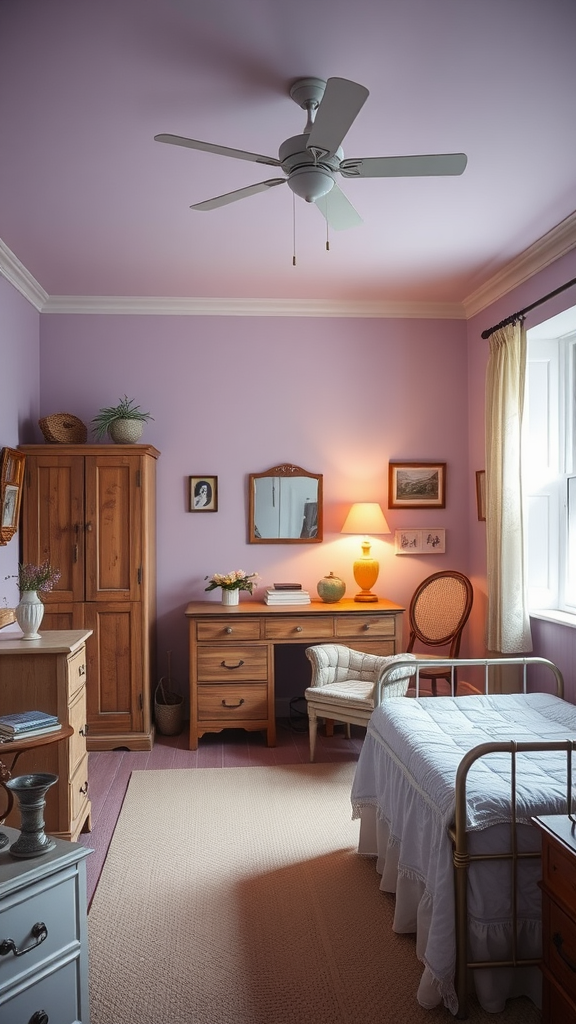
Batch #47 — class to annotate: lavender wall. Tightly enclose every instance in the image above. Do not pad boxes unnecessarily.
[466,247,576,699]
[37,312,470,682]
[0,278,40,614]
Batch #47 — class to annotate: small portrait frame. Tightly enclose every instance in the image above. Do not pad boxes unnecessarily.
[0,447,26,544]
[388,461,446,509]
[189,475,218,512]
[476,470,486,522]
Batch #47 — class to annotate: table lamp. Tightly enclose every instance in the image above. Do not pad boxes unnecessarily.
[341,502,391,602]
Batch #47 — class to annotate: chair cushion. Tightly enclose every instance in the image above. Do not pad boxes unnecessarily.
[305,680,375,711]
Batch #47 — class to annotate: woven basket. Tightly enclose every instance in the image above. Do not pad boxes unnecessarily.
[154,677,184,736]
[39,413,88,444]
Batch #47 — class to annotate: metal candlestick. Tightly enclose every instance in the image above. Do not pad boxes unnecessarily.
[5,773,58,858]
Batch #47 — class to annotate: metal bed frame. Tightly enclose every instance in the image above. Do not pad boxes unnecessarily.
[377,655,569,1019]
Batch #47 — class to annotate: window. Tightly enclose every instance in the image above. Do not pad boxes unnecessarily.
[525,307,576,616]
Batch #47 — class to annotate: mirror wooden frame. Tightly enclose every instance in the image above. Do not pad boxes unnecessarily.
[248,464,323,544]
[0,447,26,545]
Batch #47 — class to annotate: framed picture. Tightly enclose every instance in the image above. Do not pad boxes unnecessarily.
[395,528,446,555]
[476,470,486,522]
[189,475,218,512]
[0,447,26,544]
[388,461,446,509]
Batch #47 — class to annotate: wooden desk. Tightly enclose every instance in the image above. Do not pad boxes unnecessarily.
[185,598,404,750]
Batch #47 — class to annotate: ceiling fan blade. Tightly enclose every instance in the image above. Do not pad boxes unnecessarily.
[315,183,363,231]
[190,178,286,211]
[155,133,280,167]
[340,152,468,178]
[306,78,369,158]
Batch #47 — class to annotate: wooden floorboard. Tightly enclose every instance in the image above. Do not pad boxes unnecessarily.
[76,720,364,905]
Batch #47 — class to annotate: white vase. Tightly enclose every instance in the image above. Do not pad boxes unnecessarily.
[221,589,240,606]
[16,590,45,640]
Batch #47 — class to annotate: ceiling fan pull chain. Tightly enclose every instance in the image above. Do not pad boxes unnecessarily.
[292,192,297,266]
[326,210,330,252]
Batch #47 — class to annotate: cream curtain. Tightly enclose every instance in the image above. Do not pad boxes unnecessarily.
[485,321,533,653]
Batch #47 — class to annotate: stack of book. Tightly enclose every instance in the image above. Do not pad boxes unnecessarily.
[0,710,61,742]
[264,584,311,605]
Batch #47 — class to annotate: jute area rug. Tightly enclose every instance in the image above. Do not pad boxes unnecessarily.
[88,764,539,1024]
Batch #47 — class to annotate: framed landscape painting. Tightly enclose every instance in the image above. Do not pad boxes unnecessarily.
[388,461,446,509]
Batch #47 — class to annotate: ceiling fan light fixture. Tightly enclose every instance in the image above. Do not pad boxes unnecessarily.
[287,166,335,203]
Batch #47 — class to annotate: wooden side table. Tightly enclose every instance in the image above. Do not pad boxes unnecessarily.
[0,726,74,850]
[532,814,576,1023]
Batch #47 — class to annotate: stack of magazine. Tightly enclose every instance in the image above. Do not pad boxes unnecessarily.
[264,584,311,605]
[0,710,61,742]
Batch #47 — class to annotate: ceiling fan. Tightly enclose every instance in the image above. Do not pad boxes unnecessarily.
[154,76,467,230]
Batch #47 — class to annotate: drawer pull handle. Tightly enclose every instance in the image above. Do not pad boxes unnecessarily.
[225,627,233,634]
[0,921,48,958]
[222,698,245,709]
[29,1012,49,1024]
[221,660,244,670]
[80,781,89,795]
[78,664,86,676]
[80,724,89,736]
[295,626,303,632]
[553,931,576,972]
[362,623,370,631]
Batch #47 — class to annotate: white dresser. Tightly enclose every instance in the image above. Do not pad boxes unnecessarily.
[0,827,91,1023]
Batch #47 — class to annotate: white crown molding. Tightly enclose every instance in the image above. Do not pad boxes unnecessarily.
[0,239,48,311]
[463,211,576,319]
[2,213,576,320]
[40,294,464,318]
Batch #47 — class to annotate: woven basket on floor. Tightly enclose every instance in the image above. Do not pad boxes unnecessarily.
[39,413,88,444]
[154,677,183,736]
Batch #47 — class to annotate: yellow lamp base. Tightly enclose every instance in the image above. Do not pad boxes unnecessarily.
[352,553,379,603]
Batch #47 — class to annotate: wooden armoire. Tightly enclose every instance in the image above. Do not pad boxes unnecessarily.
[19,444,159,750]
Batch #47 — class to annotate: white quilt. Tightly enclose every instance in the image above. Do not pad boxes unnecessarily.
[351,692,576,1014]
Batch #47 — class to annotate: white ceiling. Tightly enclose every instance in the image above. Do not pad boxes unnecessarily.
[1,0,575,310]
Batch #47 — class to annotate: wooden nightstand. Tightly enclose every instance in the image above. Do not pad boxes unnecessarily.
[533,814,576,1023]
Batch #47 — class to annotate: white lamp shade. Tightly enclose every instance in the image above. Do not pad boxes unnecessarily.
[341,502,391,535]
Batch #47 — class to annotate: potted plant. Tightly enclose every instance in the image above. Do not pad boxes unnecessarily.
[91,396,154,444]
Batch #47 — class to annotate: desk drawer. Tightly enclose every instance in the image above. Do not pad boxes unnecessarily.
[198,684,268,721]
[197,645,268,681]
[264,616,333,640]
[69,686,88,777]
[196,619,261,641]
[335,614,396,640]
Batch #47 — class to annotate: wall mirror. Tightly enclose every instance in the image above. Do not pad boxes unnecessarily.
[249,464,323,543]
[0,447,26,545]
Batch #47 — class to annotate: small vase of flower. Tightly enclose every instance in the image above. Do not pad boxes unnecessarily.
[204,570,259,606]
[7,561,61,640]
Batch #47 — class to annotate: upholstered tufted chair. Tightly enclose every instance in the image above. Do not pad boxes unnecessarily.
[304,645,416,761]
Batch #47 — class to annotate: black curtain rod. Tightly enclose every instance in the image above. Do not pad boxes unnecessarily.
[481,277,576,340]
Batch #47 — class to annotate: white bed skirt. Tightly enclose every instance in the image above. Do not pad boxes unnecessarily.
[357,804,542,1015]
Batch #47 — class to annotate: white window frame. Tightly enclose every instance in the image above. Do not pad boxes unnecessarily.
[525,309,576,619]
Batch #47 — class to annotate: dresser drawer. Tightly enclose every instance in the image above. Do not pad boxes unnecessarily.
[196,619,261,641]
[0,865,82,990]
[542,835,576,914]
[335,614,396,639]
[543,894,576,1003]
[198,684,268,721]
[1,951,86,1024]
[67,646,87,701]
[69,753,90,829]
[68,687,88,777]
[543,975,576,1024]
[264,616,333,640]
[197,645,268,681]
